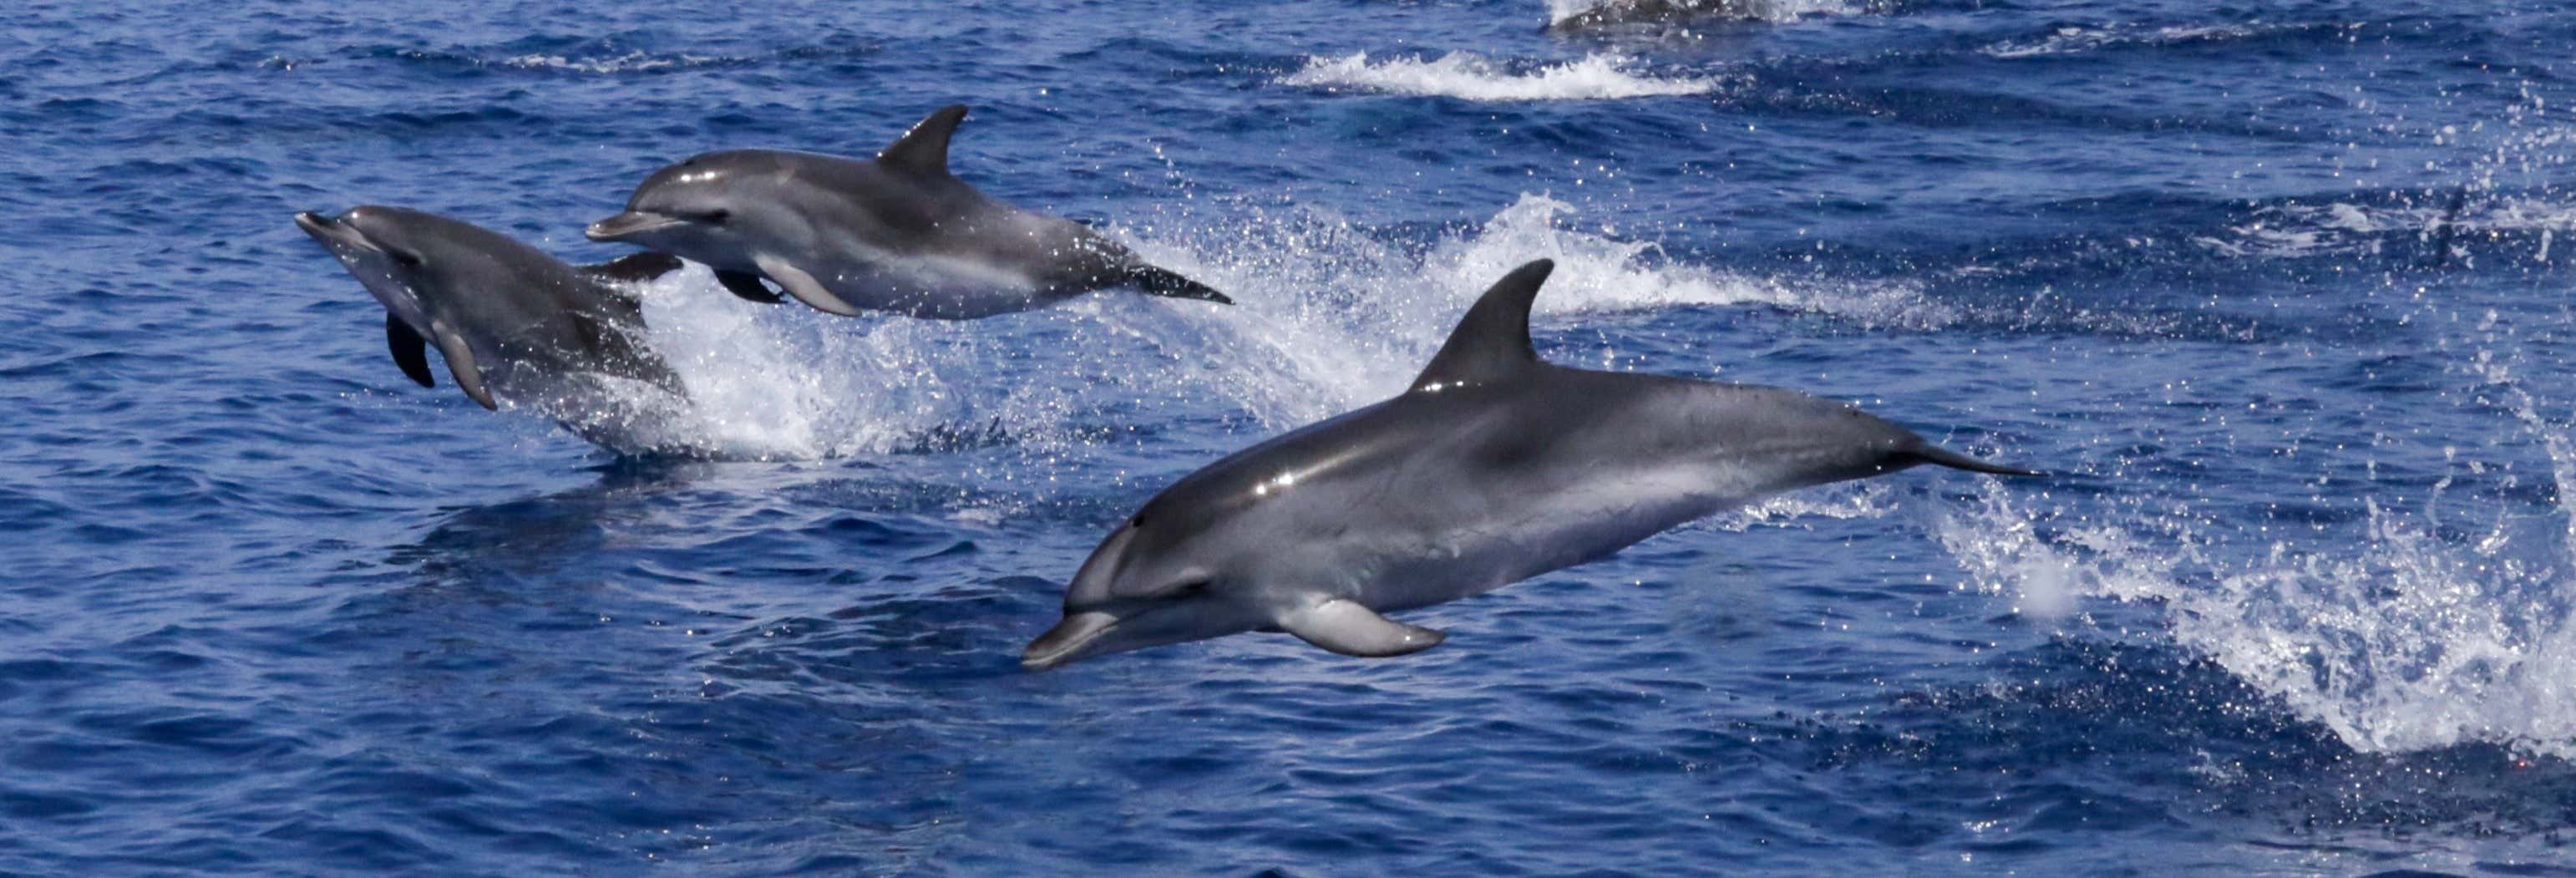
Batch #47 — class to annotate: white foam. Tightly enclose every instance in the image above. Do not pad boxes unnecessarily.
[499,51,718,74]
[2192,194,2576,261]
[1280,52,1716,102]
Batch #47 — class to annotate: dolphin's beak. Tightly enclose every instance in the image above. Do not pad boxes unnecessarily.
[585,211,682,242]
[294,211,377,251]
[1022,611,1119,672]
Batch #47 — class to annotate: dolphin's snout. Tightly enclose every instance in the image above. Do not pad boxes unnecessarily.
[1022,611,1119,671]
[585,211,679,242]
[293,211,372,251]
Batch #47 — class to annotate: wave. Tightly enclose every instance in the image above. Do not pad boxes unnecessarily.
[1279,52,1716,102]
[561,194,1941,459]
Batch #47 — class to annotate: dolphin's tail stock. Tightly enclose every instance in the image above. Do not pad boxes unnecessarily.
[1129,264,1234,305]
[1906,444,2046,478]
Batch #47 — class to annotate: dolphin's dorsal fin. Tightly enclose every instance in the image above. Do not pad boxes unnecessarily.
[877,104,969,176]
[1409,258,1555,392]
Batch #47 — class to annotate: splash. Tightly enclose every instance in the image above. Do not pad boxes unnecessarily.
[1709,481,1898,532]
[1928,338,2576,759]
[567,195,1940,459]
[1279,52,1715,102]
[1438,195,1945,327]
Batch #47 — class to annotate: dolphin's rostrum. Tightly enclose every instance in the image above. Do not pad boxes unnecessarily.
[294,206,685,418]
[1025,259,2041,670]
[586,104,1231,320]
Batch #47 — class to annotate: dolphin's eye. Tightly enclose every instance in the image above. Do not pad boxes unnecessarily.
[389,249,425,268]
[1165,578,1212,597]
[697,209,731,225]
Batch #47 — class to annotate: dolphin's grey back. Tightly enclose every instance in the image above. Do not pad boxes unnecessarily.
[395,211,681,395]
[1125,368,1910,566]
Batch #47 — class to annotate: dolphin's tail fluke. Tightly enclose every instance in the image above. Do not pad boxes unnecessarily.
[1129,265,1234,306]
[1907,445,2046,478]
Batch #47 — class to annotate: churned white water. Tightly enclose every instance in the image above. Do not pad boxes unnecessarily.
[1280,52,1716,102]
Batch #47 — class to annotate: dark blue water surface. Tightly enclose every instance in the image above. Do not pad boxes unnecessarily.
[8,0,2576,873]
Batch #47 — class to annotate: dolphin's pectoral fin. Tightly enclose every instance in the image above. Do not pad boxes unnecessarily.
[753,255,864,317]
[1128,264,1233,305]
[385,315,435,388]
[877,104,968,177]
[426,319,498,410]
[1411,259,1555,393]
[713,270,785,304]
[580,251,685,284]
[1280,600,1447,658]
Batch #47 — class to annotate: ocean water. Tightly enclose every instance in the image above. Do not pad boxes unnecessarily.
[5,0,2575,873]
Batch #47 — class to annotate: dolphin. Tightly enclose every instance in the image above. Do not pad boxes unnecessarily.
[294,206,687,414]
[1024,259,2041,670]
[583,104,1231,320]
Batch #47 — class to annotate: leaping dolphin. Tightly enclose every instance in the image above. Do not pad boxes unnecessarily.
[1024,259,2041,670]
[584,104,1231,320]
[295,206,686,415]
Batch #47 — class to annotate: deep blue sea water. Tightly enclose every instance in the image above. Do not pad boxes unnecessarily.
[7,0,2576,873]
